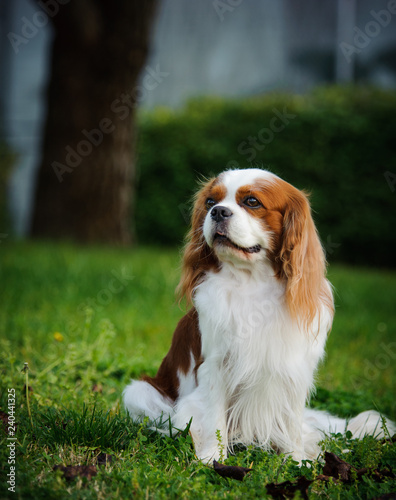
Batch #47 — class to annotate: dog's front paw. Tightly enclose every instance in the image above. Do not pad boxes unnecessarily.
[194,442,222,464]
[189,430,225,464]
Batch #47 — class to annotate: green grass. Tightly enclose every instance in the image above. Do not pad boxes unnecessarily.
[0,241,395,499]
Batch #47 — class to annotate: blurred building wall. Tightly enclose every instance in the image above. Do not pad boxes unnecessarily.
[0,0,53,236]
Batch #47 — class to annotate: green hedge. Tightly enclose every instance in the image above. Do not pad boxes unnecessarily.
[135,86,396,267]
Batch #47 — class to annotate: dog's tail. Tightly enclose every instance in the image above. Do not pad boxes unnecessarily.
[302,408,395,459]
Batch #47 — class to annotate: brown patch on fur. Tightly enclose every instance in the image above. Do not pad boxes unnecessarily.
[177,177,226,304]
[235,184,284,256]
[253,178,334,328]
[142,308,202,401]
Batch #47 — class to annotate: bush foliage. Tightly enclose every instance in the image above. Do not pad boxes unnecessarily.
[135,86,396,266]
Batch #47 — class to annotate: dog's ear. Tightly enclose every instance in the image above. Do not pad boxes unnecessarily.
[279,190,333,328]
[177,178,219,305]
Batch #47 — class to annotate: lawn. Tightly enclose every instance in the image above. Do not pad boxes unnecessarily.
[0,241,395,499]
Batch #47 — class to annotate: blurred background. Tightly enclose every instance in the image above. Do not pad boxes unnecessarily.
[1,0,396,266]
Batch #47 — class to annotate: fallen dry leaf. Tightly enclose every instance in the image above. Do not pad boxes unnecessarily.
[323,452,352,482]
[321,452,395,485]
[53,465,97,481]
[0,410,18,434]
[266,476,313,499]
[96,452,114,467]
[0,410,9,430]
[264,451,395,498]
[213,460,252,481]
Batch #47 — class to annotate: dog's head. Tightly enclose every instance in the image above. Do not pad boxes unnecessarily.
[178,168,333,327]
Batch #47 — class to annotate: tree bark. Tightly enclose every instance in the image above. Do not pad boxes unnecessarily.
[31,0,158,244]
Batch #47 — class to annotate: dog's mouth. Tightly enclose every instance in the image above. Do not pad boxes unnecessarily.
[212,232,261,254]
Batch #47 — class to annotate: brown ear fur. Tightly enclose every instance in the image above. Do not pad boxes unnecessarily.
[176,178,219,305]
[279,189,333,328]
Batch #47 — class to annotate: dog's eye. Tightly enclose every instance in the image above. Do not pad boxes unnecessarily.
[205,198,216,210]
[243,196,262,208]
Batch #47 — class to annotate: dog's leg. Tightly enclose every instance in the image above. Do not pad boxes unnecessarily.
[266,386,309,462]
[173,361,228,463]
[274,409,306,463]
[123,380,174,427]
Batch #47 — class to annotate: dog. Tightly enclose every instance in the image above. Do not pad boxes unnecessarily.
[124,168,394,462]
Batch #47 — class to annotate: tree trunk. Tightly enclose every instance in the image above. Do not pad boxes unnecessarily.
[31,0,158,244]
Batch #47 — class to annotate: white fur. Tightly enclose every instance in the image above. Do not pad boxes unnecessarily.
[221,168,278,193]
[177,352,197,399]
[124,168,395,462]
[172,262,331,461]
[123,380,174,426]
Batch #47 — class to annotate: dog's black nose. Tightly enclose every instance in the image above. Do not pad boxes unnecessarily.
[210,206,233,223]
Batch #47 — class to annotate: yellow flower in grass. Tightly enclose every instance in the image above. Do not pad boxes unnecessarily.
[53,332,64,342]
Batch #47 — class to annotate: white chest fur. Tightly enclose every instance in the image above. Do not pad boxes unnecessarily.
[194,265,326,382]
[192,263,329,451]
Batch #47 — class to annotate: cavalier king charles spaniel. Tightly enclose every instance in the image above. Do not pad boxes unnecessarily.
[124,168,394,462]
